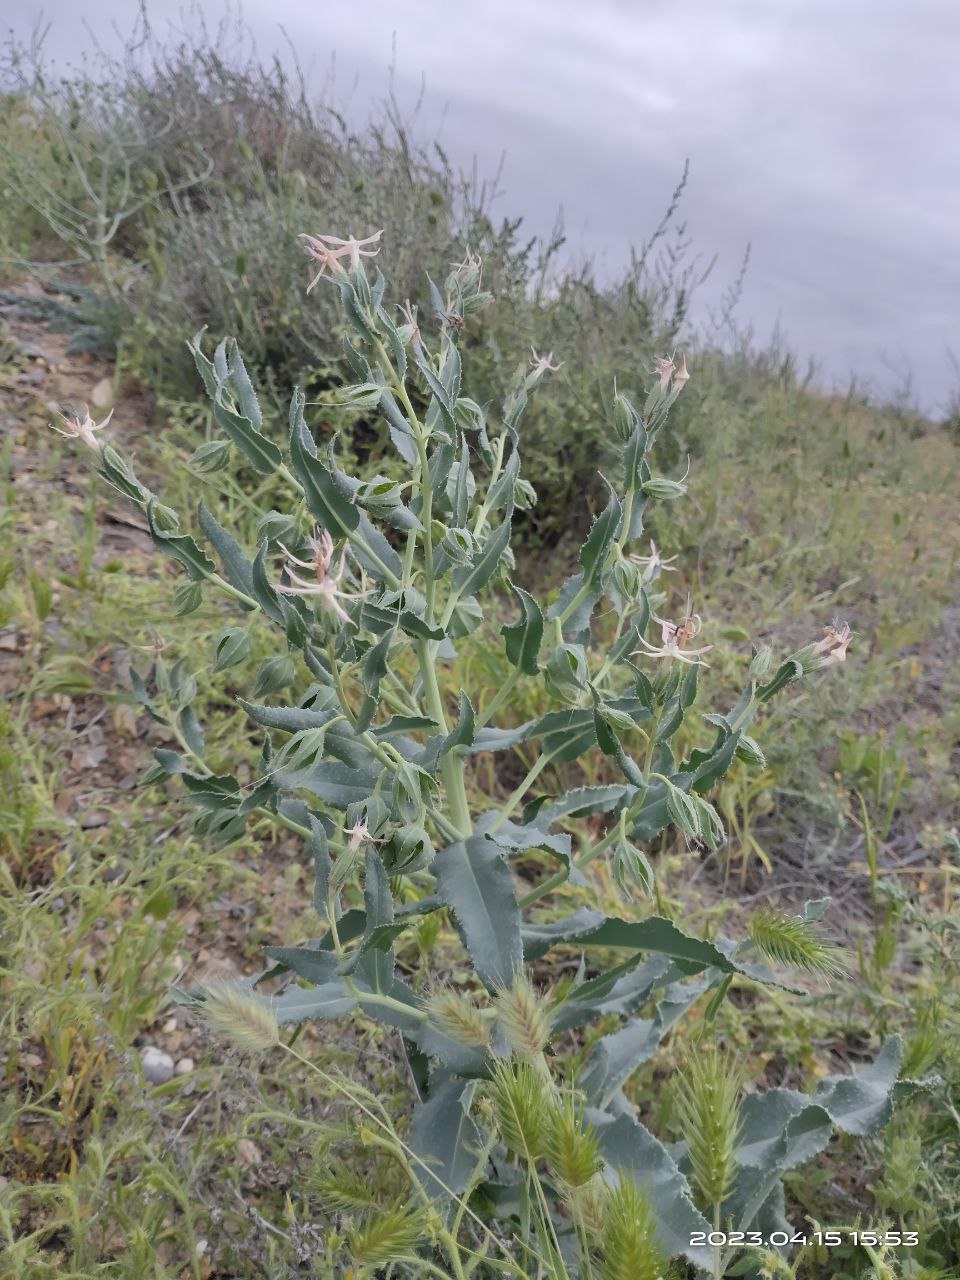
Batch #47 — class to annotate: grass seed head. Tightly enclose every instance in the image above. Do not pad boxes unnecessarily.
[749,908,846,977]
[496,975,552,1059]
[545,1091,603,1188]
[200,982,279,1053]
[345,1205,426,1267]
[674,1047,743,1208]
[599,1174,665,1280]
[491,1058,548,1164]
[426,989,491,1049]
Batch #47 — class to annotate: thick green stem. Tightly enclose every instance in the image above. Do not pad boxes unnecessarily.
[416,639,472,837]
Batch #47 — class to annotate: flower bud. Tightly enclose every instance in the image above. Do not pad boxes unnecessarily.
[665,781,700,838]
[612,555,642,601]
[384,824,434,873]
[173,580,204,616]
[439,526,475,566]
[544,643,589,704]
[514,476,538,509]
[641,476,687,501]
[612,391,641,442]
[190,439,233,473]
[256,511,300,547]
[749,644,774,679]
[613,838,654,898]
[150,502,181,532]
[355,476,403,515]
[734,734,767,770]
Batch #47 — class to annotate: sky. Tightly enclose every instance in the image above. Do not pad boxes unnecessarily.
[16,0,960,413]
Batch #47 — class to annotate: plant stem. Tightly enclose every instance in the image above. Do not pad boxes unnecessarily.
[519,822,620,907]
[415,639,472,837]
[487,754,549,833]
[476,668,520,728]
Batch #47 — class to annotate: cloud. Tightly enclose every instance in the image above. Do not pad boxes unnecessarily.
[19,0,960,409]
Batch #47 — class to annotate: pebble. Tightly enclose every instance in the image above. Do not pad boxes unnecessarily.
[78,809,110,830]
[174,1057,194,1076]
[140,1045,175,1084]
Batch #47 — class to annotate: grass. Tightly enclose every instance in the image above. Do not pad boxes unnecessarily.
[0,23,958,1280]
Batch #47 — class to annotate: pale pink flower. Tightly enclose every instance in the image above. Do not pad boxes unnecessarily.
[652,353,676,391]
[345,819,372,852]
[50,404,113,452]
[812,620,853,668]
[298,229,383,291]
[635,611,713,666]
[629,539,678,579]
[672,351,690,391]
[276,528,361,622]
[530,348,563,378]
[399,300,422,349]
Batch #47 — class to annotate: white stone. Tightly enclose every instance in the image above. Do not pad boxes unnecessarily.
[174,1057,194,1076]
[140,1045,174,1084]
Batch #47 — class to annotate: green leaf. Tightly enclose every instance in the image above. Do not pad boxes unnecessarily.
[238,697,337,733]
[214,628,251,672]
[358,849,395,992]
[250,655,296,699]
[588,1099,712,1269]
[189,334,282,474]
[727,1037,909,1232]
[271,981,356,1022]
[452,514,512,598]
[434,835,523,990]
[553,956,672,1033]
[288,393,401,583]
[411,1078,483,1201]
[581,976,712,1107]
[146,502,214,581]
[521,911,737,975]
[399,611,447,641]
[197,501,255,600]
[580,482,622,586]
[501,583,544,675]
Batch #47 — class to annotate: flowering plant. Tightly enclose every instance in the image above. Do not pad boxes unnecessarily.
[63,231,923,1279]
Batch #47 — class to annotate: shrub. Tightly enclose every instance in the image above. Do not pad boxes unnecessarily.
[53,228,931,1279]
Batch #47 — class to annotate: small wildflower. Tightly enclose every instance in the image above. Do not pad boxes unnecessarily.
[344,819,373,852]
[634,611,713,666]
[134,633,170,658]
[398,300,422,349]
[652,353,675,391]
[811,619,853,668]
[276,528,361,622]
[530,347,563,379]
[673,351,691,391]
[50,404,113,452]
[629,539,678,580]
[298,229,383,290]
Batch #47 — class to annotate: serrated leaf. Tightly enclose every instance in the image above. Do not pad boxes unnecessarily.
[435,835,523,990]
[411,1078,483,1202]
[452,514,512,598]
[197,501,255,600]
[581,976,712,1107]
[579,482,622,586]
[588,1100,713,1269]
[146,502,214,580]
[501,583,544,674]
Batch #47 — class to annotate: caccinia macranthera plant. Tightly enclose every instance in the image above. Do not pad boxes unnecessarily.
[54,229,929,1279]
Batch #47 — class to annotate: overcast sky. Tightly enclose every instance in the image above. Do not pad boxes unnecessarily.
[19,0,960,412]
